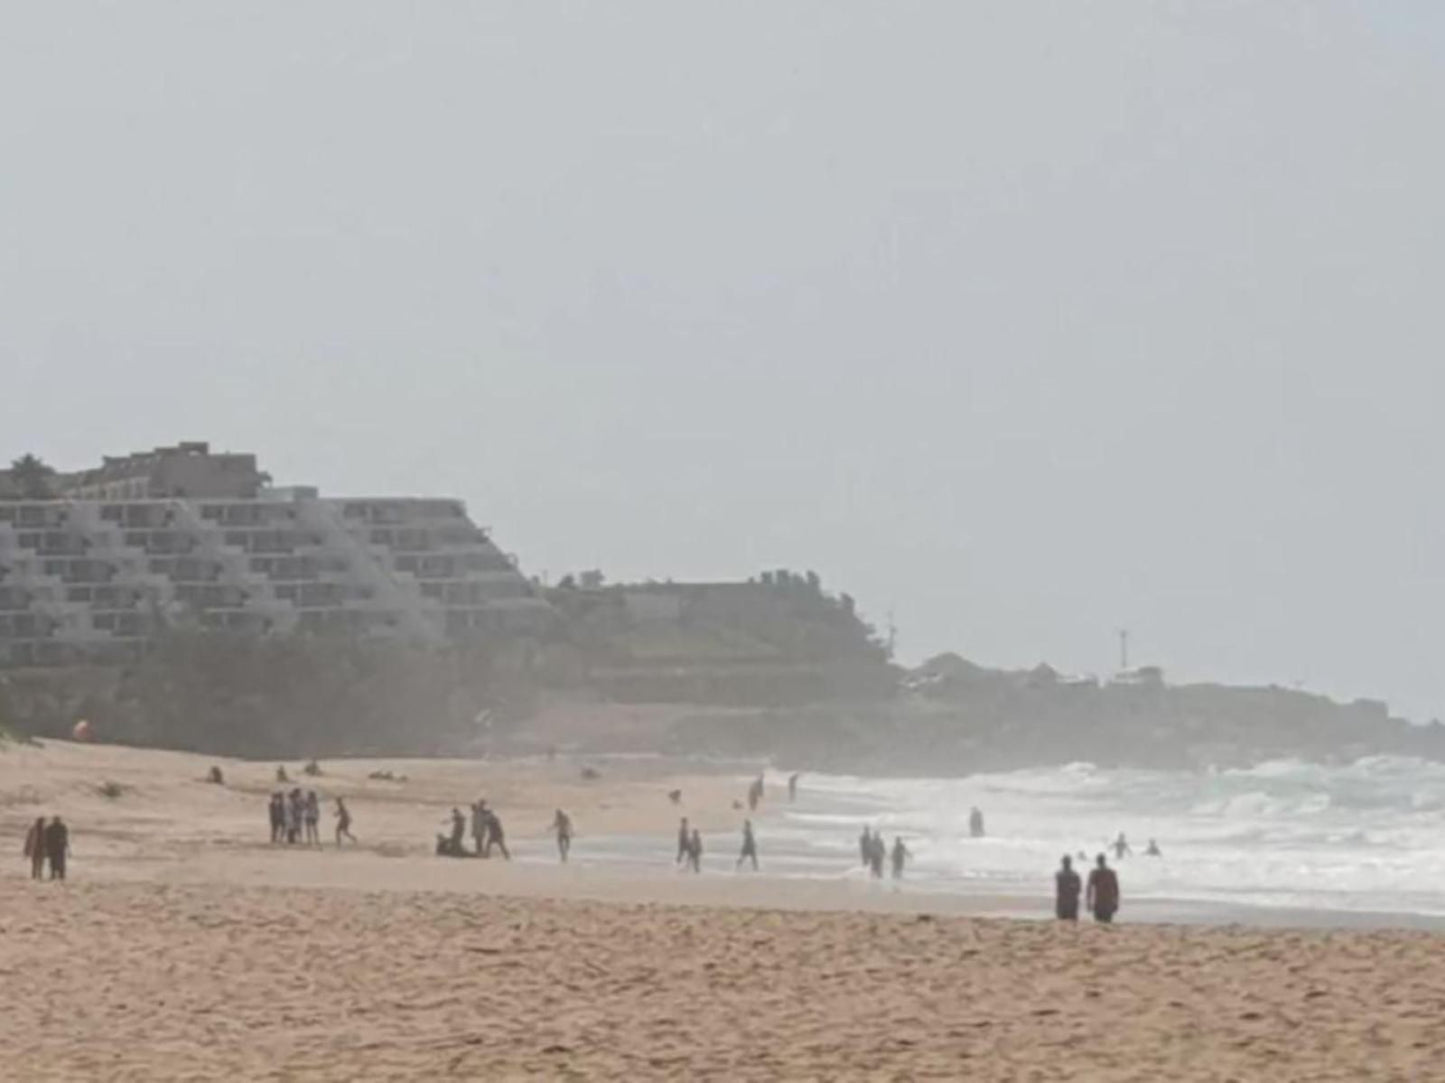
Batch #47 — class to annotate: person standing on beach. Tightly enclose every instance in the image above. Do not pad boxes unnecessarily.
[736,819,759,871]
[788,773,800,802]
[869,834,886,879]
[304,791,320,846]
[969,807,985,838]
[676,817,691,865]
[688,828,703,873]
[287,789,305,845]
[44,816,69,880]
[334,797,356,846]
[448,807,467,855]
[268,792,284,843]
[890,837,910,880]
[1112,833,1132,860]
[859,826,873,868]
[24,816,46,880]
[1086,854,1120,923]
[1055,855,1082,920]
[553,809,573,863]
[471,800,488,856]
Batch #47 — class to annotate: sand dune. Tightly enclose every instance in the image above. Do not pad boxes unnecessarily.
[4,740,1445,1080]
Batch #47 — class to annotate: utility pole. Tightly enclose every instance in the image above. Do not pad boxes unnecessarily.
[1118,628,1130,673]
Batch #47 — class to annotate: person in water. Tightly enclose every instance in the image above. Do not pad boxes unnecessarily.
[969,807,985,838]
[1144,838,1162,857]
[736,819,759,871]
[859,826,873,868]
[1055,855,1082,920]
[676,817,691,865]
[1087,854,1120,924]
[890,837,910,880]
[24,816,46,880]
[868,833,886,879]
[1112,833,1132,860]
[553,808,573,863]
[44,816,69,881]
[334,797,356,846]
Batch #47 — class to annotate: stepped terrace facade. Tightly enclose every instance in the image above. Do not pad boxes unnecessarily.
[0,444,551,665]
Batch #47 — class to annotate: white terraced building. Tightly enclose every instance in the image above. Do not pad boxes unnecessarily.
[0,444,552,665]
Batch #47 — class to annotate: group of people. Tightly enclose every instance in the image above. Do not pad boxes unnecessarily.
[268,790,354,847]
[1054,854,1121,923]
[22,816,69,881]
[675,816,705,872]
[858,826,910,879]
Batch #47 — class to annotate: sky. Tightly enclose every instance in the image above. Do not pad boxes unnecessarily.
[3,3,1444,718]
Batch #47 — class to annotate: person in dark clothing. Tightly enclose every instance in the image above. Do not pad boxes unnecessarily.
[688,828,703,873]
[1055,855,1082,920]
[483,808,510,860]
[736,819,758,871]
[44,817,69,881]
[24,816,46,880]
[1087,854,1120,924]
[969,807,985,838]
[676,817,691,865]
[890,837,910,880]
[1144,839,1162,857]
[304,791,320,847]
[788,773,800,802]
[859,826,873,868]
[553,809,572,863]
[1112,833,1132,860]
[471,800,488,856]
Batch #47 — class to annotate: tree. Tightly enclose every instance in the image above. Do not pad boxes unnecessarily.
[7,454,56,500]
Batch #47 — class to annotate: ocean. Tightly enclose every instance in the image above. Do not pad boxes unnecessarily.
[577,757,1445,919]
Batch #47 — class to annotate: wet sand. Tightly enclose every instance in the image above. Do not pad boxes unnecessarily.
[5,740,1445,1079]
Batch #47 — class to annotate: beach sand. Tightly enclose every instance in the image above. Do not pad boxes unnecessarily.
[4,740,1445,1080]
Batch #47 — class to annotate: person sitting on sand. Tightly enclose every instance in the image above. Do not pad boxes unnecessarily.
[334,797,356,847]
[1055,855,1082,921]
[1145,839,1162,857]
[483,808,510,860]
[1112,833,1132,860]
[667,789,682,806]
[676,817,691,865]
[1087,854,1120,924]
[890,837,910,880]
[736,819,759,871]
[553,809,573,863]
[688,828,703,873]
[24,816,46,880]
[44,816,69,881]
[304,791,320,847]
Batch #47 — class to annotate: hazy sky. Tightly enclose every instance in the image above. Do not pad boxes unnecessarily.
[3,3,1444,717]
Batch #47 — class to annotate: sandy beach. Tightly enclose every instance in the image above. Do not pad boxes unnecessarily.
[5,740,1445,1080]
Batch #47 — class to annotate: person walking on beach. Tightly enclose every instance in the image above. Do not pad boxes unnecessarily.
[553,809,573,863]
[304,791,321,847]
[676,817,691,865]
[1055,855,1082,921]
[334,797,356,846]
[890,837,910,880]
[44,816,69,881]
[736,819,759,871]
[483,807,510,860]
[1087,854,1120,924]
[688,828,703,873]
[24,816,46,880]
